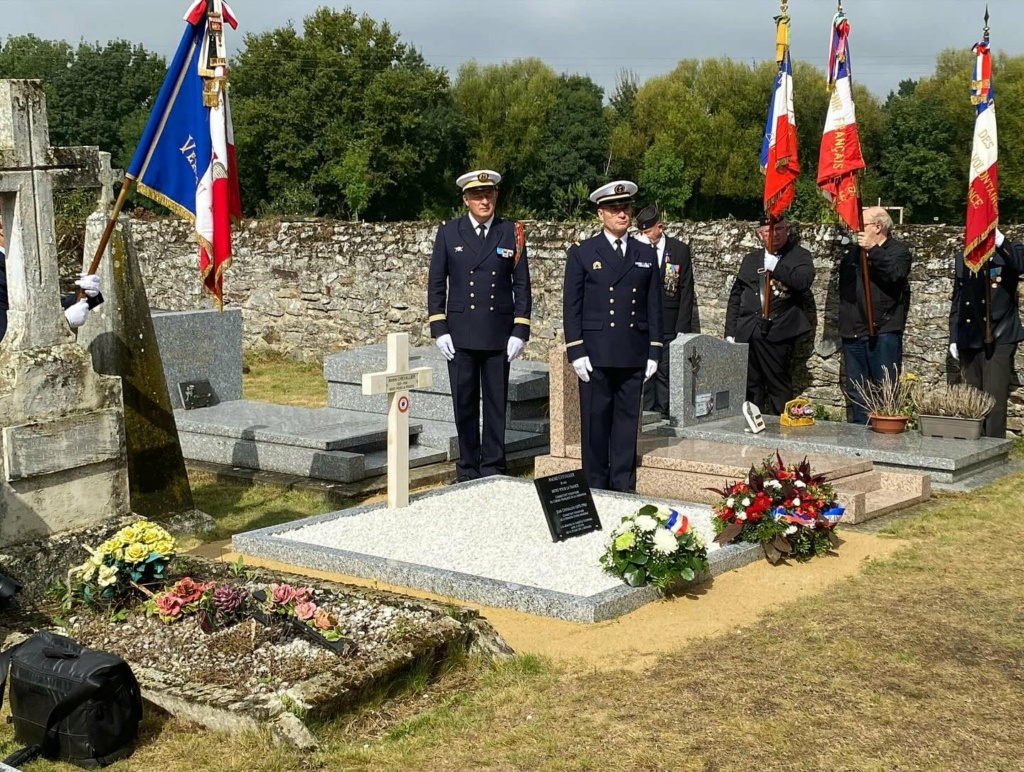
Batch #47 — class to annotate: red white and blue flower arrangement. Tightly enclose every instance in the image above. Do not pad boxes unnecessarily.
[710,453,845,564]
[601,505,710,588]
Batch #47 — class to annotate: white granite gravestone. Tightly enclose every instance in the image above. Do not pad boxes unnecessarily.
[361,332,432,508]
[0,80,129,545]
[668,334,749,428]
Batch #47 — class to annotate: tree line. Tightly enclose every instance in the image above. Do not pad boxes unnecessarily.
[1,7,1020,225]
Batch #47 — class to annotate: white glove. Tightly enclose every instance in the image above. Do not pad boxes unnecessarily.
[726,336,736,344]
[763,250,779,273]
[64,298,90,329]
[995,229,1006,248]
[506,336,525,363]
[75,273,101,298]
[645,359,658,381]
[435,333,455,361]
[572,356,593,383]
[949,343,959,360]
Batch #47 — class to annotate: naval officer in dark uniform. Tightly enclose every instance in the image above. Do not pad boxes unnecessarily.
[428,170,532,481]
[635,204,696,418]
[563,181,662,492]
[949,228,1024,438]
[724,217,815,415]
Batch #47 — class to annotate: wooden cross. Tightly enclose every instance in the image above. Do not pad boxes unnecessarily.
[361,333,433,508]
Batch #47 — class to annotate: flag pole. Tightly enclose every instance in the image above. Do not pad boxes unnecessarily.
[837,0,876,338]
[982,6,994,345]
[762,0,789,324]
[76,178,133,300]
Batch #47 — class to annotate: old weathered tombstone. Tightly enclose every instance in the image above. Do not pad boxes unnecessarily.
[361,332,432,508]
[0,79,129,544]
[76,152,195,520]
[668,334,749,428]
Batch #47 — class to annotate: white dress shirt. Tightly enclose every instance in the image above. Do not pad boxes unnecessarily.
[468,213,495,239]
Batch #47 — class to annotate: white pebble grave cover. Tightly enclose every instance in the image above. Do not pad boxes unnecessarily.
[276,479,721,598]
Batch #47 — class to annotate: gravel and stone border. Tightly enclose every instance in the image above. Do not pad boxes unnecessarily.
[234,478,762,623]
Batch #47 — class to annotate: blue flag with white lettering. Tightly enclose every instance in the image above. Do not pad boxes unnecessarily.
[126,19,210,220]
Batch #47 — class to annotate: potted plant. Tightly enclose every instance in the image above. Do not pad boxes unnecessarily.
[850,366,914,434]
[914,383,995,440]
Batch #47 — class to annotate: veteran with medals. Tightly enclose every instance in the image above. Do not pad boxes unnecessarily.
[724,217,815,415]
[949,228,1024,438]
[635,204,696,419]
[563,181,662,492]
[428,170,532,481]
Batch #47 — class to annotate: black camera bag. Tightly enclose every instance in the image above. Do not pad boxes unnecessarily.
[0,631,143,768]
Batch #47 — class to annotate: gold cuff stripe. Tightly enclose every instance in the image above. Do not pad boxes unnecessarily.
[428,314,447,322]
[651,341,664,348]
[565,340,584,349]
[514,317,531,326]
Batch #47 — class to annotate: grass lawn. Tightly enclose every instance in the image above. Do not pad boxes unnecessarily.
[242,350,327,408]
[4,354,1022,770]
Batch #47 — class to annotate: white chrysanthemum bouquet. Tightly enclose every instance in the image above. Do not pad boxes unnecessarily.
[600,504,709,589]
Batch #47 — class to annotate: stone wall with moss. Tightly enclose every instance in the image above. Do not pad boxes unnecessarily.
[130,217,1024,429]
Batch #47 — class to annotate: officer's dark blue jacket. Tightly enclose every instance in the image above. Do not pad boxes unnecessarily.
[950,238,1024,350]
[428,215,531,351]
[563,233,664,368]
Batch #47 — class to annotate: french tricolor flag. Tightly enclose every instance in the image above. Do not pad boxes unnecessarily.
[964,39,998,273]
[761,16,800,219]
[816,12,866,231]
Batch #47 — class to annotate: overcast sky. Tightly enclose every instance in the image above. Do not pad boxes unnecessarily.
[1,0,1020,99]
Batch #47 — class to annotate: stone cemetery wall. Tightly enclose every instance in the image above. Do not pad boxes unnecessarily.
[129,218,1024,427]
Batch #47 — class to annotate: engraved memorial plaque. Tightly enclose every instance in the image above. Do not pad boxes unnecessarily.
[534,470,602,542]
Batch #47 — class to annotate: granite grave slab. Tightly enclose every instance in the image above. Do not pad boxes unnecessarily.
[152,308,243,409]
[233,477,761,623]
[671,415,1012,485]
[669,334,748,428]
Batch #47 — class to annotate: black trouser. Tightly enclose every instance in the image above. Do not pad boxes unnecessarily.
[961,343,1017,438]
[580,366,644,492]
[643,335,674,416]
[746,336,795,416]
[448,348,509,480]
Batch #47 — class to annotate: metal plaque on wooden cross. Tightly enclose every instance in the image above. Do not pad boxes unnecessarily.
[361,333,432,508]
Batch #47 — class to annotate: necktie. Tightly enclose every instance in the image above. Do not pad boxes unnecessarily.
[614,239,624,258]
[478,224,486,241]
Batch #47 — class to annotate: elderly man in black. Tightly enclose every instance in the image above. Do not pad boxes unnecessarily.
[949,228,1024,438]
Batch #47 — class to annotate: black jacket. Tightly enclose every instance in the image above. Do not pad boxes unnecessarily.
[949,239,1024,350]
[725,238,815,343]
[838,238,912,339]
[563,233,664,368]
[427,215,532,351]
[654,236,696,338]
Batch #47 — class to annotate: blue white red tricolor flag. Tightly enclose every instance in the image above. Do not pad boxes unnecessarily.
[127,0,241,307]
[964,37,998,274]
[761,12,800,219]
[816,11,866,231]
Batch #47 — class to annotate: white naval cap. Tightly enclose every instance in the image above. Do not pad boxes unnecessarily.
[457,169,501,191]
[590,180,638,205]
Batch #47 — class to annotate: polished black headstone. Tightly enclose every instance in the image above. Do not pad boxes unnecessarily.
[179,379,216,410]
[534,470,602,542]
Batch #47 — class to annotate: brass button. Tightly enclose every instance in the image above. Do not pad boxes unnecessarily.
[491,295,495,299]
[471,305,476,310]
[470,293,475,298]
[470,270,475,275]
[632,288,637,293]
[632,311,636,316]
[610,299,615,304]
[610,322,616,328]
[492,271,497,276]
[490,307,495,311]
[630,323,635,328]
[470,281,475,286]
[632,300,637,305]
[610,310,615,316]
[491,283,496,288]
[966,318,971,323]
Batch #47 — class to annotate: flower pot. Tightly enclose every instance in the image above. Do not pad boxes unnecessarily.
[868,414,909,434]
[918,414,984,440]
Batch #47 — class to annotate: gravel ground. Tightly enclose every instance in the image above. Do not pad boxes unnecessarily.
[68,588,441,694]
[279,480,720,597]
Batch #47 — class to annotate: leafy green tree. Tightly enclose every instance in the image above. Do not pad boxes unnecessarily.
[230,7,464,219]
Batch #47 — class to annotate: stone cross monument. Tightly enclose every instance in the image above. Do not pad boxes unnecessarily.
[361,333,432,508]
[0,79,129,545]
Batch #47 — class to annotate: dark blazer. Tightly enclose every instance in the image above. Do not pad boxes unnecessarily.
[428,215,532,351]
[838,238,912,338]
[725,238,815,343]
[949,239,1024,350]
[563,233,664,368]
[657,236,696,338]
